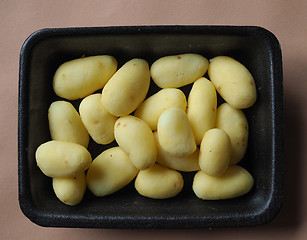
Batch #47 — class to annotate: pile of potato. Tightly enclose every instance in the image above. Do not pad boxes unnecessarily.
[35,54,256,206]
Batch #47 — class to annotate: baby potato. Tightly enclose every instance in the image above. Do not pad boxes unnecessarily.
[135,163,184,199]
[215,103,248,165]
[53,55,117,100]
[157,108,196,157]
[35,140,92,178]
[154,132,200,172]
[79,94,117,145]
[114,116,156,170]
[199,128,231,176]
[101,58,150,116]
[150,54,209,88]
[208,56,257,109]
[134,88,187,131]
[187,78,217,145]
[52,172,86,206]
[192,165,254,200]
[86,147,139,197]
[48,101,89,148]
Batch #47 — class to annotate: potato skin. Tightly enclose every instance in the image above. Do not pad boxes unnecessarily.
[157,108,196,157]
[53,172,86,206]
[187,78,217,145]
[208,56,257,109]
[35,140,92,178]
[101,58,150,116]
[114,116,156,170]
[79,94,117,145]
[53,55,117,100]
[134,88,187,131]
[199,128,231,176]
[48,101,89,148]
[154,132,200,172]
[135,163,184,199]
[150,54,209,88]
[193,165,254,200]
[215,103,248,165]
[86,147,138,197]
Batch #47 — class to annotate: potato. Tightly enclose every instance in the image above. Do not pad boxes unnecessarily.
[52,172,86,206]
[150,54,209,88]
[154,132,200,172]
[114,116,156,170]
[199,128,231,176]
[134,88,187,131]
[208,56,257,109]
[215,103,248,165]
[35,140,92,178]
[135,163,183,199]
[157,108,196,157]
[101,59,150,116]
[53,55,117,100]
[193,165,254,200]
[79,94,117,145]
[86,147,138,197]
[187,78,217,145]
[48,101,89,148]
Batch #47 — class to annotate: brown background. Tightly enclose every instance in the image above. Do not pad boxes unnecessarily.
[1,0,307,239]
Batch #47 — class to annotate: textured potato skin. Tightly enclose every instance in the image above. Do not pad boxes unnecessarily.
[86,147,138,197]
[53,55,117,100]
[208,56,257,109]
[79,94,117,144]
[215,103,248,165]
[187,78,217,145]
[150,54,209,88]
[35,140,92,178]
[114,116,156,170]
[157,108,196,157]
[193,165,254,200]
[135,164,184,199]
[48,101,89,148]
[53,172,86,206]
[135,88,187,131]
[101,58,150,116]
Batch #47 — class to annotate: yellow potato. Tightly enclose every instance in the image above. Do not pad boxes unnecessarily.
[134,88,187,131]
[192,165,254,200]
[48,101,89,148]
[215,103,248,165]
[187,78,217,145]
[135,163,183,199]
[154,132,200,172]
[52,172,86,206]
[150,54,209,88]
[114,116,156,170]
[157,108,196,157]
[79,94,117,145]
[101,59,150,116]
[86,147,138,197]
[53,55,117,100]
[35,140,92,178]
[208,56,257,109]
[199,128,231,176]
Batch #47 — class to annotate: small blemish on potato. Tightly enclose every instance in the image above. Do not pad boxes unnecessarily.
[217,86,221,91]
[177,56,181,59]
[116,122,121,127]
[123,123,127,127]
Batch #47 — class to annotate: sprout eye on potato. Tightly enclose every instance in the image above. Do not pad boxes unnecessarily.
[36,54,256,205]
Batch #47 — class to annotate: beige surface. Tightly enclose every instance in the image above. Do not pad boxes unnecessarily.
[1,0,307,239]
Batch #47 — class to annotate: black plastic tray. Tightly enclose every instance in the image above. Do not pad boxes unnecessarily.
[18,25,283,228]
